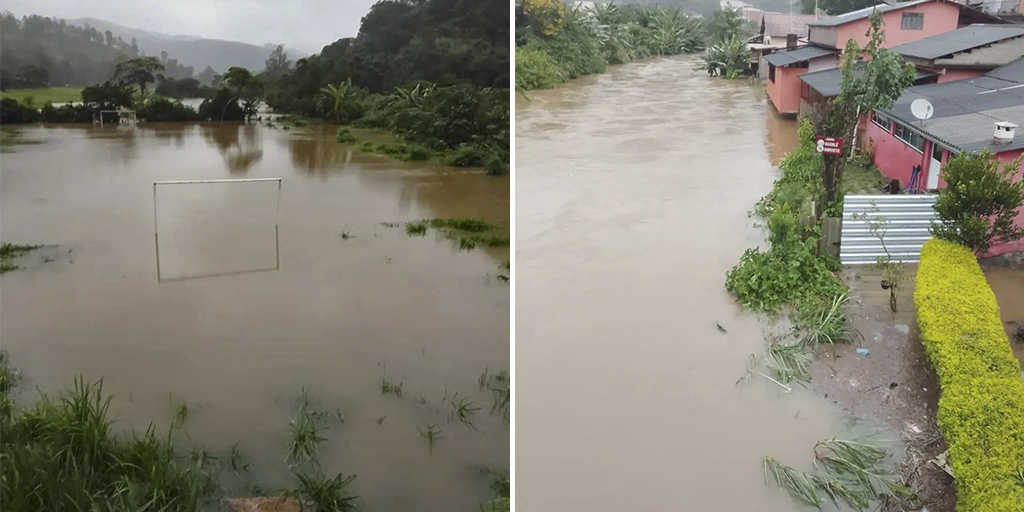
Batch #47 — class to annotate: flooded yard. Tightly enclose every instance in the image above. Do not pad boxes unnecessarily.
[514,56,855,512]
[0,123,509,511]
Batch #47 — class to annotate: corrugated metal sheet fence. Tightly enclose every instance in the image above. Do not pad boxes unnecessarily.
[840,194,939,265]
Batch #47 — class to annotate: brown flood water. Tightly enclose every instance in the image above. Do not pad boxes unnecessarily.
[0,123,509,510]
[515,57,853,511]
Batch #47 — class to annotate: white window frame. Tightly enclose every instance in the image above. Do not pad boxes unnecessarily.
[901,13,924,30]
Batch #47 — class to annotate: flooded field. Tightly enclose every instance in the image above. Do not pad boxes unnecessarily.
[514,56,855,511]
[0,123,509,510]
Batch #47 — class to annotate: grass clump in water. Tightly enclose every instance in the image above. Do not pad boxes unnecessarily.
[482,474,510,512]
[399,218,508,252]
[0,366,220,511]
[1,242,42,274]
[358,141,432,161]
[458,233,509,250]
[335,127,356,144]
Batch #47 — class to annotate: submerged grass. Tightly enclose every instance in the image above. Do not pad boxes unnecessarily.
[1,242,42,274]
[0,368,220,511]
[397,218,508,252]
[358,141,432,161]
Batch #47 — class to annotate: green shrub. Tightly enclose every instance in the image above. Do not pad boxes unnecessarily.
[336,127,356,144]
[915,239,1024,512]
[931,151,1024,255]
[358,142,432,161]
[725,208,847,312]
[514,48,565,90]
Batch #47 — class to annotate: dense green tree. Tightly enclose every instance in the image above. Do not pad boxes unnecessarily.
[112,57,165,94]
[81,81,134,110]
[264,44,291,77]
[221,67,262,121]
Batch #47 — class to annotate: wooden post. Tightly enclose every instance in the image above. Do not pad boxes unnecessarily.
[819,217,842,259]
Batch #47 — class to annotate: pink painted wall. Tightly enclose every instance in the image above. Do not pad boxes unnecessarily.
[989,151,1024,257]
[767,66,807,115]
[921,67,985,82]
[866,118,927,185]
[867,115,1024,257]
[832,1,962,50]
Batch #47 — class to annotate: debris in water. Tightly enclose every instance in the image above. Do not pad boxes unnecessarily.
[716,323,727,333]
[376,415,386,425]
[856,348,871,356]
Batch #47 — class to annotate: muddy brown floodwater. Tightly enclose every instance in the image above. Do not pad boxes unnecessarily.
[515,57,861,511]
[0,123,509,511]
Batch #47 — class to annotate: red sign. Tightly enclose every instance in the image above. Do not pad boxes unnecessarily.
[815,136,844,155]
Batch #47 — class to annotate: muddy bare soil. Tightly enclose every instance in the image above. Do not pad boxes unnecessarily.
[811,263,1024,512]
[810,266,955,512]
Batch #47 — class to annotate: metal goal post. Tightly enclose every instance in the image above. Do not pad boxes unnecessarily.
[152,178,283,282]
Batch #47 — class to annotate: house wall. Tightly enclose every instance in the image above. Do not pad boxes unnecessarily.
[989,151,1024,256]
[767,66,807,115]
[814,1,962,50]
[808,54,837,73]
[867,116,1024,257]
[866,117,928,186]
[935,68,985,82]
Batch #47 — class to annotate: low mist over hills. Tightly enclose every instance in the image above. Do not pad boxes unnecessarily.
[65,17,308,73]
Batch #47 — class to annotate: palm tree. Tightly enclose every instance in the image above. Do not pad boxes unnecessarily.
[319,79,354,122]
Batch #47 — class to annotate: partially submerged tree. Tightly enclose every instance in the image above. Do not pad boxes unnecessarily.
[932,151,1024,255]
[220,66,263,121]
[811,11,916,215]
[319,79,354,122]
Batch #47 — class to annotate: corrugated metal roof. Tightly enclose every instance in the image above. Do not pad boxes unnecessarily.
[878,59,1024,153]
[890,25,1024,59]
[840,195,940,265]
[809,0,932,27]
[762,45,836,67]
[798,63,937,97]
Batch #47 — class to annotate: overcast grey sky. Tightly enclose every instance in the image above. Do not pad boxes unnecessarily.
[1,0,376,54]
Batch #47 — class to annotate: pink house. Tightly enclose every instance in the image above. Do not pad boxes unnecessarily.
[763,0,1002,115]
[866,58,1024,256]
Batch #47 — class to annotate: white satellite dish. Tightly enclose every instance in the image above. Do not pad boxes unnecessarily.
[910,99,934,121]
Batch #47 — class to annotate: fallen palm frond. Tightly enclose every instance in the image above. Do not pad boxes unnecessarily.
[764,457,820,508]
[794,292,857,349]
[765,438,913,511]
[766,341,813,385]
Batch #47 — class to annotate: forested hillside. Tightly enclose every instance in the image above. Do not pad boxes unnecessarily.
[267,0,508,111]
[66,17,307,74]
[0,13,140,88]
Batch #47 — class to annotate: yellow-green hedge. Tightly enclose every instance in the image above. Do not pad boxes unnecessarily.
[915,239,1024,512]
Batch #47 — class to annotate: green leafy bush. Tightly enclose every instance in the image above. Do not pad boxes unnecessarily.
[725,208,847,312]
[915,239,1024,512]
[931,151,1024,255]
[335,127,356,144]
[514,48,565,90]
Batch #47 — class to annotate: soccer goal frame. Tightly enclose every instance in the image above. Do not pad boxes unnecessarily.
[97,110,137,127]
[153,178,282,283]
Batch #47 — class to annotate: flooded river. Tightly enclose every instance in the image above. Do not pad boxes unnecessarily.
[0,123,509,510]
[515,57,850,511]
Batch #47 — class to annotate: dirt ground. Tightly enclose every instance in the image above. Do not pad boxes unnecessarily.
[809,265,955,512]
[809,261,1024,512]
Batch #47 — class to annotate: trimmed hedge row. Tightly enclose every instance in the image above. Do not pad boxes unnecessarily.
[914,239,1024,512]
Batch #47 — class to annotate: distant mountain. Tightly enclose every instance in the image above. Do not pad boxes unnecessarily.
[65,17,306,73]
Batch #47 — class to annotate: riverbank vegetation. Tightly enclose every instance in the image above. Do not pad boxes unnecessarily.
[403,218,511,251]
[515,2,756,90]
[915,240,1024,511]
